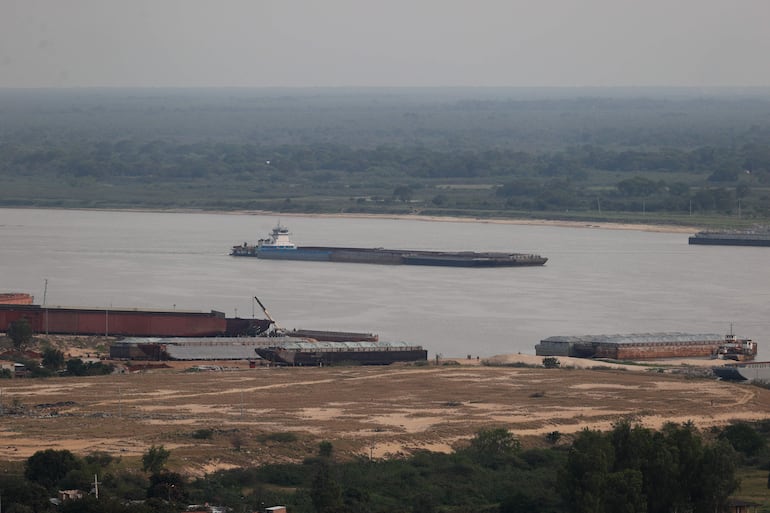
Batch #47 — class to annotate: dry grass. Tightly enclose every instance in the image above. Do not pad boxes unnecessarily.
[1,355,769,477]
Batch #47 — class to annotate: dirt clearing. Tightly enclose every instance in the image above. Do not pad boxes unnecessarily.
[1,359,769,474]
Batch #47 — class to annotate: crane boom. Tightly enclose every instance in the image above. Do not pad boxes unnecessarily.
[254,296,277,326]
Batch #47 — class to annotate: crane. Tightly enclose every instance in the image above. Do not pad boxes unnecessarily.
[254,296,281,333]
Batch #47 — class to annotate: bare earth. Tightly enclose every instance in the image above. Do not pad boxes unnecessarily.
[1,354,768,476]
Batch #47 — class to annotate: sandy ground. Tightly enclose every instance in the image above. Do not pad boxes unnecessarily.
[224,210,699,234]
[0,353,767,476]
[87,207,700,234]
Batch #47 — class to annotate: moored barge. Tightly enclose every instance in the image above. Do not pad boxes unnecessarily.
[255,340,428,366]
[0,302,272,337]
[536,331,757,360]
[689,228,770,247]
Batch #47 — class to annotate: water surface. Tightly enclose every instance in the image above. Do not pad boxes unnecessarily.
[1,209,767,359]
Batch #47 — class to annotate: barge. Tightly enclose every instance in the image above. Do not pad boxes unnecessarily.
[0,302,272,337]
[231,225,547,268]
[255,340,428,366]
[536,331,756,360]
[689,228,770,247]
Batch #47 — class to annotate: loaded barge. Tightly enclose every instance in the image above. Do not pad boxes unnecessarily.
[536,331,757,360]
[255,340,428,366]
[231,225,547,267]
[689,227,770,247]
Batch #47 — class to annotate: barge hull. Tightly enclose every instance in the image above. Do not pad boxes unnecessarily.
[536,332,745,360]
[688,236,770,247]
[256,347,427,366]
[234,245,547,267]
[0,304,265,337]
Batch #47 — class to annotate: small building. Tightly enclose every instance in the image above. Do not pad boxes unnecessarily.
[0,361,29,378]
[57,490,84,502]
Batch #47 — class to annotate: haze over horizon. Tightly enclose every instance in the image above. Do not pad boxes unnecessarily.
[3,0,770,89]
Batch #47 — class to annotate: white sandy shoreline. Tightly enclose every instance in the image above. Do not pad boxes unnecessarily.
[220,210,700,234]
[2,205,700,233]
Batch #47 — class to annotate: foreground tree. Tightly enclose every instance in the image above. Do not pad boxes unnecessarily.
[24,449,81,491]
[142,445,170,474]
[563,422,739,513]
[8,318,33,350]
[42,347,65,370]
[310,462,343,513]
[468,427,521,468]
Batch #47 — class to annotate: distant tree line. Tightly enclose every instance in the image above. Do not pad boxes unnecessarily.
[4,141,770,182]
[1,140,768,218]
[3,90,770,220]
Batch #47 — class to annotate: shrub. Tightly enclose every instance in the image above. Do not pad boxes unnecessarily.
[192,429,214,440]
[542,357,560,368]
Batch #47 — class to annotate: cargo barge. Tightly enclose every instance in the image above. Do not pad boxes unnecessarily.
[255,340,428,366]
[535,332,756,360]
[286,329,378,342]
[0,302,272,337]
[112,330,384,361]
[231,225,547,267]
[689,228,770,247]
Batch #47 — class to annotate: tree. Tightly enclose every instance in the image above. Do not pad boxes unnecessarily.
[468,427,520,468]
[66,358,88,376]
[500,491,538,513]
[318,440,333,459]
[392,185,413,203]
[147,471,187,504]
[8,318,32,350]
[24,449,81,490]
[310,462,343,513]
[0,475,50,513]
[562,429,614,513]
[42,347,65,370]
[142,445,170,474]
[695,440,740,513]
[719,422,766,457]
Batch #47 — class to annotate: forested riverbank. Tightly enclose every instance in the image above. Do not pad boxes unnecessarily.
[2,88,770,227]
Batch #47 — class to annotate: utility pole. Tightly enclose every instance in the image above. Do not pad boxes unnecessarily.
[43,279,49,335]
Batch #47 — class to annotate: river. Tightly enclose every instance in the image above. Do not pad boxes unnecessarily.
[1,208,768,359]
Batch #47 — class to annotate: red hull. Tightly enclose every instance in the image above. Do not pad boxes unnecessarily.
[0,304,229,337]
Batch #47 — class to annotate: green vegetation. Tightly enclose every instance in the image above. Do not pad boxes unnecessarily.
[8,318,33,349]
[4,420,770,512]
[141,445,170,474]
[2,88,770,226]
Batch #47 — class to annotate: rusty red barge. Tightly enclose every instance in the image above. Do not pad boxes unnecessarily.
[0,300,272,337]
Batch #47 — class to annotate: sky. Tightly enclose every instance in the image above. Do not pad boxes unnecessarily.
[3,0,770,88]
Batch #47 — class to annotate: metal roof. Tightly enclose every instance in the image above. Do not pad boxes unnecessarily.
[114,337,420,360]
[266,341,421,351]
[541,332,725,345]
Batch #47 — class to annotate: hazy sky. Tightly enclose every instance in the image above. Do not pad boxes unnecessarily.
[3,0,770,88]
